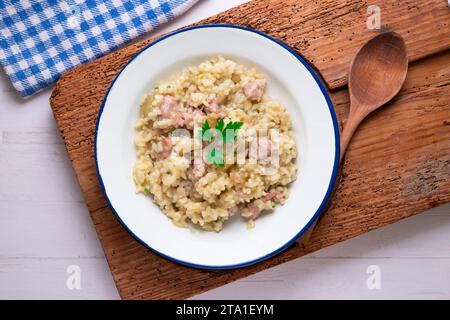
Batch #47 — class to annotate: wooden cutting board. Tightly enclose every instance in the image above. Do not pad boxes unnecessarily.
[50,0,450,299]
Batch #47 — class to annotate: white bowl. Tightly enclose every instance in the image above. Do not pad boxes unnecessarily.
[95,25,340,269]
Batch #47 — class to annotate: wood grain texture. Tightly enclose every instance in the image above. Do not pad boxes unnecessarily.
[340,31,408,160]
[50,45,450,298]
[49,0,450,93]
[49,0,450,299]
[203,0,450,89]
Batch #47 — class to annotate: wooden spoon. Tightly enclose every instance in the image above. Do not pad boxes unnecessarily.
[340,31,408,161]
[299,32,408,246]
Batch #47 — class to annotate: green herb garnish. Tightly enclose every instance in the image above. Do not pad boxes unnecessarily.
[198,118,243,144]
[222,120,244,143]
[215,118,225,131]
[206,148,224,167]
[198,118,243,166]
[144,187,150,194]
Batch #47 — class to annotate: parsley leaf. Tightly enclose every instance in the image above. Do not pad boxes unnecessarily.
[198,118,243,166]
[206,148,224,167]
[223,121,243,143]
[216,118,225,132]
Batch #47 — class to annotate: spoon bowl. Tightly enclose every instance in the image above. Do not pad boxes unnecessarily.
[341,32,408,160]
[349,32,408,110]
[300,31,408,245]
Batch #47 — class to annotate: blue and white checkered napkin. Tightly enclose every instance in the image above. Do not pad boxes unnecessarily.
[0,0,198,98]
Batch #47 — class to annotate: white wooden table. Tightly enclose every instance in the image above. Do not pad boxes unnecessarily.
[0,0,449,300]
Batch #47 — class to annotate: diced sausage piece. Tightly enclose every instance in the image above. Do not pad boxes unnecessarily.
[189,157,207,182]
[160,96,190,128]
[247,202,262,220]
[237,189,250,198]
[155,137,172,160]
[161,96,180,118]
[192,107,205,118]
[243,81,264,102]
[190,163,206,182]
[229,206,239,216]
[183,107,205,129]
[204,99,220,114]
[179,180,194,195]
[262,189,277,202]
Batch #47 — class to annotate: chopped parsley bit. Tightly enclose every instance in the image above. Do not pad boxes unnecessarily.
[166,85,171,89]
[198,118,244,144]
[272,204,277,208]
[198,118,244,166]
[154,86,159,90]
[144,187,150,194]
[206,148,224,167]
[222,120,244,143]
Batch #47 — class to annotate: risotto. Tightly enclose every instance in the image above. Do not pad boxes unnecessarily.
[133,56,297,231]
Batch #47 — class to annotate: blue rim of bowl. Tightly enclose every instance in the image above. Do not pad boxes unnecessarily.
[95,24,340,270]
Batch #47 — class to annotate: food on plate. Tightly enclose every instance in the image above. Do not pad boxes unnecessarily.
[133,56,297,231]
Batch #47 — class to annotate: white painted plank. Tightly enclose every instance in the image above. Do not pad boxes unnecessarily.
[308,204,450,259]
[0,0,252,300]
[193,257,450,300]
[0,202,103,258]
[0,201,448,260]
[0,74,55,126]
[0,142,84,203]
[2,129,62,145]
[0,258,119,300]
[195,205,450,299]
[0,0,449,300]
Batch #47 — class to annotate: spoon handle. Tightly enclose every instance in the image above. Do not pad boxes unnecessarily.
[340,102,368,162]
